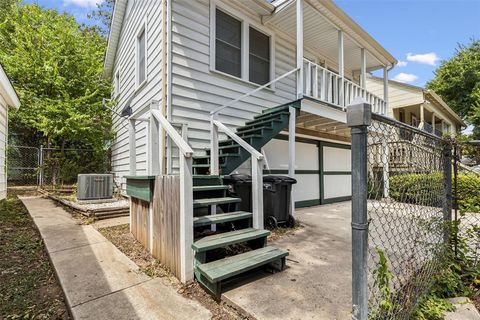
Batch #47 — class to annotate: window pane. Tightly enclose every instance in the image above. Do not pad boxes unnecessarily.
[215,9,241,77]
[138,29,146,84]
[249,27,270,85]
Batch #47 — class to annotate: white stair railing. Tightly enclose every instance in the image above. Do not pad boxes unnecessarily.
[303,58,387,115]
[129,101,194,283]
[211,119,264,229]
[208,68,299,230]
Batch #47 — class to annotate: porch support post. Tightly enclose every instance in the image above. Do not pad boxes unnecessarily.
[381,140,390,198]
[347,100,371,320]
[420,103,425,128]
[296,0,304,99]
[288,106,296,217]
[432,113,436,133]
[149,111,161,175]
[360,48,366,90]
[129,119,136,176]
[383,67,389,115]
[338,30,345,107]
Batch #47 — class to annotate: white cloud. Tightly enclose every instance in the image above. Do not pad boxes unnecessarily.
[397,60,408,67]
[392,73,418,84]
[63,0,103,8]
[406,52,440,66]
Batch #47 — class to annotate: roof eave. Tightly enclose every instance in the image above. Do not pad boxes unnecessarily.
[104,0,128,78]
[0,64,20,109]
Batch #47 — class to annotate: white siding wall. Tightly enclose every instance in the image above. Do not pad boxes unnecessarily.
[170,0,297,155]
[110,0,163,190]
[0,95,7,199]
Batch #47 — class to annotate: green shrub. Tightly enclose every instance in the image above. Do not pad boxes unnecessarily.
[455,174,480,213]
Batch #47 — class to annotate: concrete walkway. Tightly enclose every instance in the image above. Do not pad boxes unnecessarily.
[21,197,211,320]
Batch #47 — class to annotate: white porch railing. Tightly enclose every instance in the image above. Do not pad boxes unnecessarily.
[303,58,387,115]
[129,101,194,283]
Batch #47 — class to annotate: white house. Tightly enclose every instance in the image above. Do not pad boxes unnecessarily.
[0,64,20,200]
[105,0,397,207]
[104,0,402,289]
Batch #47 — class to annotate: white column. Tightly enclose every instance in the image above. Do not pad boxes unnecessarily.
[383,67,389,115]
[432,113,436,133]
[420,103,425,128]
[252,157,264,229]
[360,48,366,89]
[179,154,194,283]
[129,119,136,176]
[210,115,219,175]
[382,140,390,198]
[296,0,304,99]
[338,30,344,106]
[288,106,296,217]
[149,114,161,175]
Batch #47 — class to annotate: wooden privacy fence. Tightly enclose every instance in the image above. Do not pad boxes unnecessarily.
[130,176,181,278]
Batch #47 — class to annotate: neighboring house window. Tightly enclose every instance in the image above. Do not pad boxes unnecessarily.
[215,9,242,78]
[249,27,270,85]
[137,25,147,87]
[114,70,120,97]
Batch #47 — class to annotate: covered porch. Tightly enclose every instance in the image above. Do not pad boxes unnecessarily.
[265,0,396,114]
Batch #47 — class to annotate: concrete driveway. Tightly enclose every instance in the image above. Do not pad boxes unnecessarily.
[223,202,352,320]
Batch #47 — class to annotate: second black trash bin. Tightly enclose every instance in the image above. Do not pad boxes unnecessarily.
[223,174,297,229]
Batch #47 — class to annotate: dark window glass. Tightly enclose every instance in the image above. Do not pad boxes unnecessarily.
[249,27,270,85]
[215,9,241,77]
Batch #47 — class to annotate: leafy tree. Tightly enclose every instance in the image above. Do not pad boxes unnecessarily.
[427,40,480,138]
[0,3,113,183]
[88,0,115,36]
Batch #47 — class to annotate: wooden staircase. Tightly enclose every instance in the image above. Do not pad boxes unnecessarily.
[193,101,301,175]
[190,102,300,297]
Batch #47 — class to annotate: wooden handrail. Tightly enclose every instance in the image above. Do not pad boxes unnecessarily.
[150,109,193,158]
[212,120,264,160]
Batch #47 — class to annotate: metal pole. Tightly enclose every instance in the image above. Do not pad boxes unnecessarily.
[347,99,371,320]
[453,144,458,257]
[443,142,453,244]
[39,145,44,187]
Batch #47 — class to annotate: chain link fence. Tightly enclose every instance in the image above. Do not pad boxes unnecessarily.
[7,145,110,187]
[365,114,450,319]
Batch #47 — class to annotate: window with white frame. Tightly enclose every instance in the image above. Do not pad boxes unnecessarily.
[114,70,120,97]
[212,6,273,86]
[136,25,147,87]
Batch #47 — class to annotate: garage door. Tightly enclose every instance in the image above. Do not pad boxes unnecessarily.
[262,136,351,208]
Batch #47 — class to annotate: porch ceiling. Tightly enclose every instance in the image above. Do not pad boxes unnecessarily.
[266,1,388,73]
[294,111,351,142]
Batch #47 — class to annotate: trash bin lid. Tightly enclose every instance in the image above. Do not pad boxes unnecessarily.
[224,174,252,183]
[263,175,297,184]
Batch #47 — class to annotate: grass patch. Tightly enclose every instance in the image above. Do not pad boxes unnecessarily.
[0,191,69,319]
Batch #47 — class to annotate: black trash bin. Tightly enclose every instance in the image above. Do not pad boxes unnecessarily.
[263,176,297,229]
[224,174,297,229]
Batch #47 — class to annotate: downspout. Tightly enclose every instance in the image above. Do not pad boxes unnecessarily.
[161,0,170,174]
[165,0,173,174]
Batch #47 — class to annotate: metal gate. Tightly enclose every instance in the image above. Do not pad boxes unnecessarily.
[7,145,40,186]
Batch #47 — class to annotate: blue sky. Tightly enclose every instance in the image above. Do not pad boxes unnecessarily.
[335,0,480,86]
[27,0,479,88]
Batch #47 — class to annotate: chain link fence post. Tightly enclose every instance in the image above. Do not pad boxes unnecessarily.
[348,100,372,320]
[443,142,453,244]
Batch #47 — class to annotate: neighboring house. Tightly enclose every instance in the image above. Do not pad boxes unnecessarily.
[0,64,20,199]
[366,75,465,136]
[105,0,397,208]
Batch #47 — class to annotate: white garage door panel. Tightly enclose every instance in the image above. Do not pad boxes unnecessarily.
[323,175,351,199]
[323,146,351,172]
[263,139,318,170]
[293,174,320,202]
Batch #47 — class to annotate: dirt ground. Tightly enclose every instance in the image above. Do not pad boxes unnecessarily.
[99,224,253,320]
[0,190,70,319]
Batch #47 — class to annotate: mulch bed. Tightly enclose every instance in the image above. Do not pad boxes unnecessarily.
[0,190,70,319]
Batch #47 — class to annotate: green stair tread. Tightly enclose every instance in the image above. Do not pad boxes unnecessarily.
[194,153,240,160]
[193,185,229,192]
[249,111,290,123]
[193,211,252,227]
[236,126,271,134]
[193,197,241,208]
[192,228,269,252]
[197,246,289,282]
[244,117,283,127]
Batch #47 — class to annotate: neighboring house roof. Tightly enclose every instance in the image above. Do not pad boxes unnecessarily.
[104,0,396,77]
[369,75,465,127]
[0,64,20,109]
